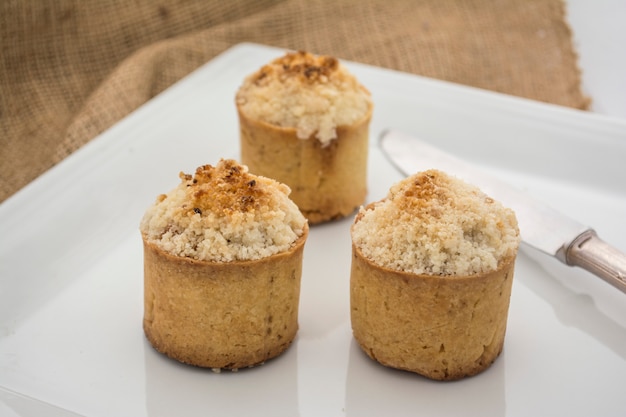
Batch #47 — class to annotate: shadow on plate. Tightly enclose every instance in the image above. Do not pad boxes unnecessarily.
[516,248,626,361]
[344,339,506,416]
[143,337,299,417]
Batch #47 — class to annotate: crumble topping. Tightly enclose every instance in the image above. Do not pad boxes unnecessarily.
[140,159,307,262]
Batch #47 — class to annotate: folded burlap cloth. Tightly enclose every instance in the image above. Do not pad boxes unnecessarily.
[0,0,589,203]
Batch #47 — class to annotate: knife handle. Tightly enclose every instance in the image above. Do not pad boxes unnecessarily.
[566,230,626,293]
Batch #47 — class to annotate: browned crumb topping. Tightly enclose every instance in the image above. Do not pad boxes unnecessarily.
[183,160,274,216]
[352,170,520,276]
[236,50,372,144]
[252,51,339,85]
[140,159,307,262]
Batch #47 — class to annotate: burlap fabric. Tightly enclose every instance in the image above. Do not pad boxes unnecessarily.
[0,0,589,203]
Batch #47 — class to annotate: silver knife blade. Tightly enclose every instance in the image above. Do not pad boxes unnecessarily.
[379,129,626,293]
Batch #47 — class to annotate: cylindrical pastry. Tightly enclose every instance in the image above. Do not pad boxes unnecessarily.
[140,159,308,370]
[350,169,520,380]
[236,51,373,224]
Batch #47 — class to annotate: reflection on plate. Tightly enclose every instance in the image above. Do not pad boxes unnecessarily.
[1,43,625,417]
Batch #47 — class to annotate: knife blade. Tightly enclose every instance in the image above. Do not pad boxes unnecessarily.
[379,129,626,294]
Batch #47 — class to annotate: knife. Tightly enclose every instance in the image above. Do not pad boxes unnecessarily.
[379,129,626,294]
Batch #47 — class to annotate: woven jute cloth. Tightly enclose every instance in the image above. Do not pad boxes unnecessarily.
[0,0,589,203]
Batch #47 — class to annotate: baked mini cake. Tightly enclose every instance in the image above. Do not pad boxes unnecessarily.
[235,50,373,224]
[350,169,520,380]
[140,159,308,370]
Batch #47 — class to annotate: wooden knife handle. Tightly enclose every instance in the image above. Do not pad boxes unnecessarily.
[566,230,626,293]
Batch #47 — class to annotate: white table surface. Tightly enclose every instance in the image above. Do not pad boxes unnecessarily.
[565,0,626,120]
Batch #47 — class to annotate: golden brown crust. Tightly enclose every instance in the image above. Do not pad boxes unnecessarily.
[350,241,515,381]
[235,51,373,223]
[349,171,519,380]
[238,102,372,224]
[143,227,308,369]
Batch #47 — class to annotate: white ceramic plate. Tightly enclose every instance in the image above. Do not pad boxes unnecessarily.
[1,43,625,417]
